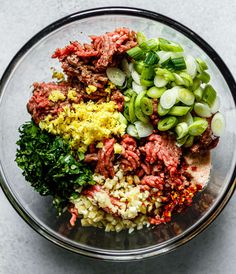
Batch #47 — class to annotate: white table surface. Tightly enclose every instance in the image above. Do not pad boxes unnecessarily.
[0,0,236,273]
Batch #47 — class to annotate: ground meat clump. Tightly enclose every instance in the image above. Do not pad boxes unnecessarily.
[27,82,81,124]
[140,133,182,175]
[120,134,141,172]
[110,90,125,112]
[189,118,219,153]
[95,138,115,178]
[52,28,137,89]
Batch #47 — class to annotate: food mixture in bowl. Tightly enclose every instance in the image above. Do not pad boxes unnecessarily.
[15,28,225,233]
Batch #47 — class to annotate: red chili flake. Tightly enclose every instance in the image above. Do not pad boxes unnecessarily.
[191,166,197,171]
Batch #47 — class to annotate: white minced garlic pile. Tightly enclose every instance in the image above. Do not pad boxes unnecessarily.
[71,166,162,233]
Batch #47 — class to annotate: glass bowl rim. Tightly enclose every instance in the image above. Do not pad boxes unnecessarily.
[0,6,236,261]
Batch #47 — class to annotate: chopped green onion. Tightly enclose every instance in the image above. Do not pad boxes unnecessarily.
[179,72,193,87]
[157,103,170,116]
[144,51,159,65]
[134,61,145,74]
[141,66,154,80]
[171,57,186,70]
[119,113,128,126]
[140,38,159,51]
[136,32,146,45]
[175,122,189,139]
[210,96,220,114]
[176,134,189,147]
[193,87,204,101]
[106,67,126,86]
[184,135,194,147]
[127,46,145,60]
[126,77,133,89]
[202,84,217,107]
[132,81,146,94]
[194,102,212,118]
[147,86,166,99]
[158,51,173,64]
[160,87,180,109]
[196,58,208,72]
[123,103,131,122]
[197,71,210,83]
[179,112,193,125]
[134,91,149,123]
[158,38,183,52]
[178,88,195,106]
[131,70,141,85]
[124,96,130,102]
[158,116,178,131]
[188,118,208,136]
[121,58,131,77]
[192,78,201,91]
[140,97,154,115]
[127,124,139,138]
[155,68,175,81]
[134,121,153,138]
[168,106,191,116]
[129,93,137,123]
[154,75,168,88]
[140,79,154,87]
[173,73,185,86]
[185,55,197,78]
[211,112,225,136]
[124,88,135,98]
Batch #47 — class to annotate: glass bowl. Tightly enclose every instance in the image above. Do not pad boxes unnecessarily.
[0,7,236,261]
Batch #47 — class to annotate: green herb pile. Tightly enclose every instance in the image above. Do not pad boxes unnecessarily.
[15,121,94,214]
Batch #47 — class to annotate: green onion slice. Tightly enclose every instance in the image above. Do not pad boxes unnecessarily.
[127,46,145,60]
[158,116,178,131]
[123,103,131,122]
[134,91,149,123]
[197,71,210,83]
[168,106,191,116]
[140,38,159,51]
[210,96,220,114]
[136,32,146,45]
[144,51,159,65]
[192,78,201,91]
[140,97,154,115]
[188,118,208,136]
[157,103,170,116]
[194,102,212,118]
[141,66,154,80]
[175,122,189,139]
[178,112,193,125]
[132,81,146,94]
[176,134,189,147]
[160,87,180,109]
[193,87,204,101]
[178,88,195,106]
[154,75,168,88]
[196,58,208,72]
[158,38,183,52]
[211,112,225,136]
[129,93,137,123]
[147,86,166,99]
[184,135,194,147]
[134,121,153,138]
[121,58,131,77]
[131,70,141,85]
[185,55,197,78]
[119,113,128,126]
[106,67,126,86]
[202,85,217,107]
[172,57,186,70]
[127,124,139,138]
[134,61,145,74]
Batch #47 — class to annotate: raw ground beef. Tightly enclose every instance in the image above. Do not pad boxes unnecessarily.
[52,28,137,89]
[27,82,81,124]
